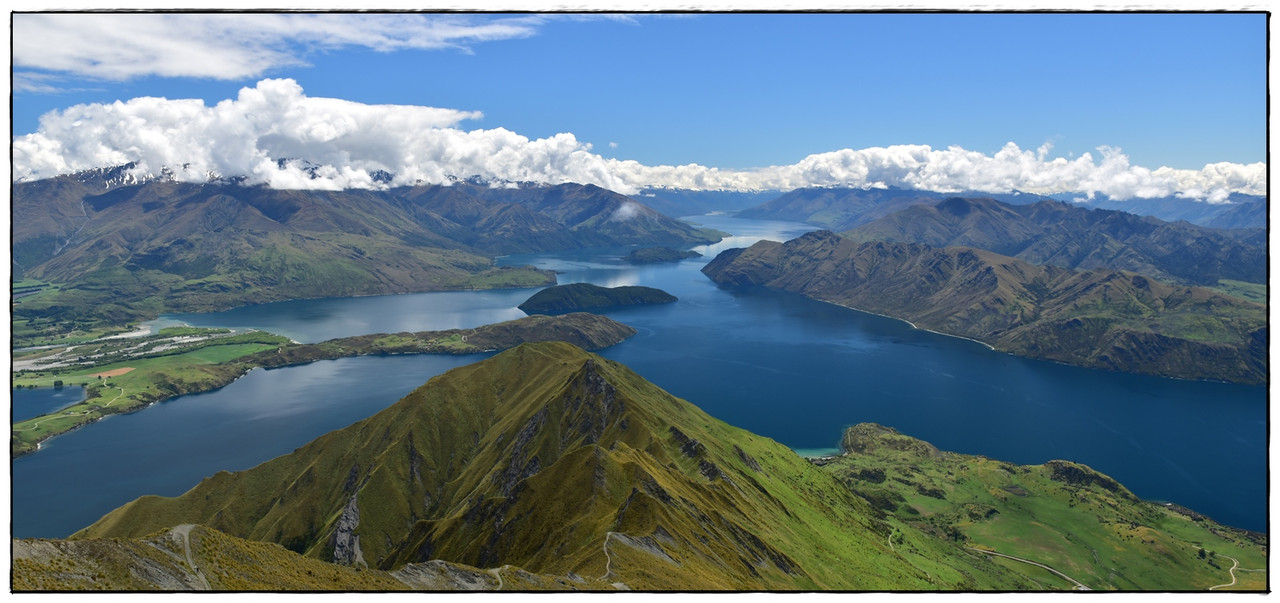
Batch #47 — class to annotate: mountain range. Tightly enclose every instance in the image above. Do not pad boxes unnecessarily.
[735,186,1267,231]
[11,175,720,336]
[702,230,1266,384]
[840,196,1266,287]
[1075,193,1267,230]
[17,343,1266,590]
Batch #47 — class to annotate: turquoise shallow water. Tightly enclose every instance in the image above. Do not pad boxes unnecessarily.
[11,215,1267,537]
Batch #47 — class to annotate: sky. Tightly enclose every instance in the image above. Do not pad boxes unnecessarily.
[9,11,1268,200]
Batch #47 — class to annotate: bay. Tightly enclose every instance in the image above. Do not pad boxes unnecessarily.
[12,386,86,422]
[11,215,1267,537]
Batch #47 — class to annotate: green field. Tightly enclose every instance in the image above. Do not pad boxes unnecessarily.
[824,424,1267,590]
[1211,279,1267,305]
[12,331,290,455]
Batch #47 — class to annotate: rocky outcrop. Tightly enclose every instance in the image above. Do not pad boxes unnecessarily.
[331,494,365,567]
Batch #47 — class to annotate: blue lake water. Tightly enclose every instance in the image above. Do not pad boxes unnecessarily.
[12,386,85,422]
[11,215,1268,537]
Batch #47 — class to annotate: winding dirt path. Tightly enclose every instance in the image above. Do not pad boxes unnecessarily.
[966,546,1090,590]
[1208,554,1241,590]
[101,387,128,407]
[599,532,616,580]
[597,532,628,589]
[486,564,511,590]
[1207,554,1264,590]
[173,524,211,590]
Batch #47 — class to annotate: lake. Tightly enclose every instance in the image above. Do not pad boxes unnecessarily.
[12,386,85,422]
[11,215,1268,537]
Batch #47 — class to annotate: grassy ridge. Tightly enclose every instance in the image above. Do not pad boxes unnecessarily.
[824,423,1267,590]
[15,345,1266,590]
[74,342,1039,590]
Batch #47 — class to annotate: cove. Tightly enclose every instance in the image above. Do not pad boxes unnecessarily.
[12,386,86,422]
[10,215,1267,537]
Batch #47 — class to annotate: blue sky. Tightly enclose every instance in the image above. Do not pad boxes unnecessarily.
[11,12,1267,197]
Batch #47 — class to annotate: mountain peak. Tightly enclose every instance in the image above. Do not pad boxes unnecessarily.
[74,341,942,588]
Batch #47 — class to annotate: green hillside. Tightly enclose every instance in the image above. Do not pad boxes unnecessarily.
[14,524,592,591]
[10,177,721,344]
[702,231,1267,384]
[71,342,1038,590]
[16,343,1266,590]
[826,423,1267,590]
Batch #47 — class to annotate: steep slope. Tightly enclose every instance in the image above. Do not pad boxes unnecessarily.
[74,342,1036,590]
[825,424,1268,591]
[702,231,1266,384]
[14,524,587,590]
[842,197,1266,286]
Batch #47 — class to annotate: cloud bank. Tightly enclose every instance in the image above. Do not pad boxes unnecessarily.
[12,13,544,91]
[12,79,1266,201]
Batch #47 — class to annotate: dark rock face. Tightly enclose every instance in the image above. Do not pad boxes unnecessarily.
[669,426,706,459]
[331,494,363,566]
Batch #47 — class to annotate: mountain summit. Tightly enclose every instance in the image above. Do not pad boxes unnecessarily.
[74,341,1033,589]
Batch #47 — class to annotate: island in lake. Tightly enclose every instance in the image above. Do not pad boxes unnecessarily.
[518,282,678,314]
[624,246,702,264]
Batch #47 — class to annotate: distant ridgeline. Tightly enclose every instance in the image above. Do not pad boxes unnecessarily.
[839,196,1266,287]
[703,230,1266,384]
[16,343,1266,591]
[518,283,677,315]
[735,186,1266,231]
[11,176,721,338]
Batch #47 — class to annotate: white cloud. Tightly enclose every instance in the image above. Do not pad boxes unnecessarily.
[11,79,1267,202]
[12,13,544,85]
